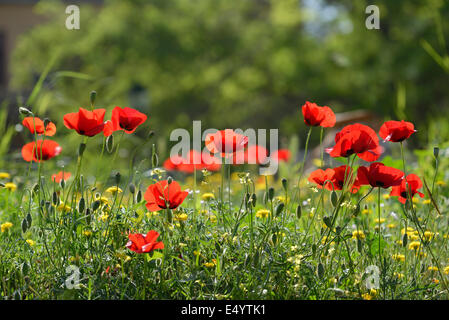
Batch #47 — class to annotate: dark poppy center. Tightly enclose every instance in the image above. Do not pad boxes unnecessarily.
[375,181,385,187]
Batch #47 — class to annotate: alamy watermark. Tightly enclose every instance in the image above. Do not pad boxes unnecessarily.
[66,5,80,30]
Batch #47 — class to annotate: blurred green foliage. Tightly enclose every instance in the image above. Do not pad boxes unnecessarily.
[9,0,449,149]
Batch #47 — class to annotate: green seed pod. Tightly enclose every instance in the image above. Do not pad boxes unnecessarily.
[91,200,101,212]
[129,183,136,194]
[167,176,173,185]
[263,191,267,205]
[21,218,28,233]
[85,208,91,224]
[281,178,288,191]
[296,205,302,219]
[317,262,325,279]
[402,233,408,247]
[275,202,285,217]
[136,190,142,203]
[268,187,275,201]
[312,243,316,255]
[330,190,338,207]
[106,135,114,154]
[60,179,66,189]
[78,143,86,157]
[78,197,85,213]
[90,90,97,106]
[52,191,58,205]
[434,146,440,159]
[19,106,33,116]
[151,144,158,167]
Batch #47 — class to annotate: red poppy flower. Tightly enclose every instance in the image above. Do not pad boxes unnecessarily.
[390,174,425,204]
[326,123,382,162]
[271,149,291,163]
[308,168,335,189]
[233,145,268,165]
[163,150,221,173]
[21,140,62,162]
[103,106,147,136]
[51,171,71,183]
[200,151,221,171]
[302,101,336,128]
[22,117,56,136]
[144,180,188,212]
[63,108,106,137]
[126,230,164,253]
[379,120,416,143]
[331,165,360,193]
[205,129,248,158]
[357,162,404,189]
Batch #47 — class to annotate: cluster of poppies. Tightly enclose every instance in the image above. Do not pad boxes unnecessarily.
[163,129,291,174]
[303,101,423,204]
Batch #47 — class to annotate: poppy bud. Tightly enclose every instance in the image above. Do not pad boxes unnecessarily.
[312,243,316,255]
[90,90,97,106]
[263,191,267,205]
[136,190,142,203]
[268,187,274,201]
[129,183,136,194]
[26,213,32,228]
[52,191,58,205]
[323,216,332,229]
[19,106,33,116]
[167,176,173,185]
[60,179,66,189]
[33,183,40,194]
[434,147,439,159]
[275,202,285,217]
[115,172,121,185]
[78,143,86,157]
[296,205,302,219]
[85,208,91,224]
[148,130,155,139]
[78,197,85,213]
[353,204,360,217]
[317,262,324,279]
[43,118,51,128]
[21,218,28,233]
[91,200,101,211]
[281,178,288,191]
[330,191,338,207]
[152,144,158,168]
[106,135,114,154]
[357,239,362,253]
[0,183,4,188]
[250,193,257,207]
[402,233,408,247]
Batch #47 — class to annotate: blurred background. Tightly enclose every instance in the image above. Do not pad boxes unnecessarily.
[0,0,448,170]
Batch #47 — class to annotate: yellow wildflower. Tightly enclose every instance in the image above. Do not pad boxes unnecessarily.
[209,215,217,223]
[0,172,11,179]
[412,197,420,204]
[352,230,365,240]
[174,213,188,222]
[387,224,396,229]
[374,218,386,224]
[428,266,438,272]
[424,231,435,241]
[57,203,71,213]
[422,199,431,205]
[444,266,449,275]
[201,193,215,201]
[4,182,17,192]
[1,222,13,232]
[26,239,35,246]
[83,230,92,237]
[382,194,390,200]
[394,272,404,279]
[362,208,370,215]
[98,213,109,222]
[256,209,270,219]
[105,186,122,195]
[408,241,421,251]
[436,180,446,186]
[392,254,405,262]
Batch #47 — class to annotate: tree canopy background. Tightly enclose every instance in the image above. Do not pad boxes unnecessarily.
[8,0,449,157]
